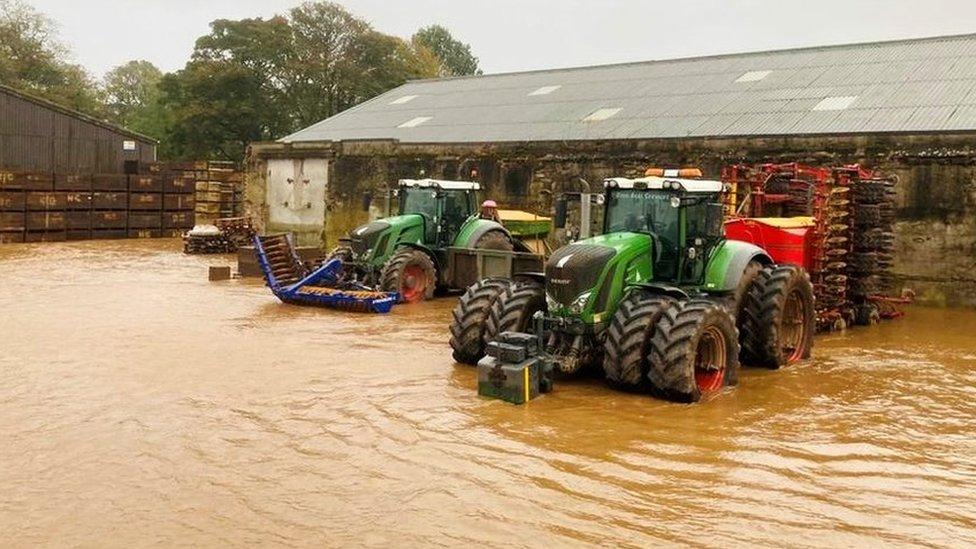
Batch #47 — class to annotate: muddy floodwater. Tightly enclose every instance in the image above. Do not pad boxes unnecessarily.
[1,240,975,547]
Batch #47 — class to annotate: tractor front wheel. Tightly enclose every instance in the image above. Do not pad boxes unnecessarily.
[739,264,815,368]
[485,282,546,341]
[602,292,674,391]
[380,248,436,303]
[449,278,513,364]
[647,300,739,403]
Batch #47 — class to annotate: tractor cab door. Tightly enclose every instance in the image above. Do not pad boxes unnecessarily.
[438,190,475,247]
[679,198,726,284]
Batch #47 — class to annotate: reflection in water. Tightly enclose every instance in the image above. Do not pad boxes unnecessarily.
[1,239,975,547]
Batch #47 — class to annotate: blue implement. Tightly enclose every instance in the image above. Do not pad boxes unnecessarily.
[253,234,399,313]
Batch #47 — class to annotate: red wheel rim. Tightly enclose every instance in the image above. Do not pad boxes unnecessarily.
[781,289,807,363]
[400,264,428,303]
[694,326,726,394]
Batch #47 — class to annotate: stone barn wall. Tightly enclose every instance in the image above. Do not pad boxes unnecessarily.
[247,133,976,307]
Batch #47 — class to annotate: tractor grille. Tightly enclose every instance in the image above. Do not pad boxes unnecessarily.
[545,244,616,305]
[348,220,390,256]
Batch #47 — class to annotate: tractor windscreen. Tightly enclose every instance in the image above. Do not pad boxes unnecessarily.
[605,189,679,242]
[399,187,439,220]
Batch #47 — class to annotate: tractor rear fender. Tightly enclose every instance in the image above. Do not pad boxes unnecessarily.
[705,240,774,293]
[453,218,512,248]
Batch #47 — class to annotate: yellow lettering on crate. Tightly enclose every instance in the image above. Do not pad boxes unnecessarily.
[0,172,12,184]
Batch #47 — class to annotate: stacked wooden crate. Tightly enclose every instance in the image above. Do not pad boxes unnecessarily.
[167,161,243,225]
[58,174,93,240]
[91,174,128,239]
[162,170,196,237]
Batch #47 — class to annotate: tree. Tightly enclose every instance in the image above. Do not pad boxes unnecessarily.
[412,24,481,77]
[103,60,164,136]
[0,0,102,114]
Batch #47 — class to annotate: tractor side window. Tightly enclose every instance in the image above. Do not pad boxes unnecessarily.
[684,194,723,242]
[442,192,469,235]
[401,189,438,221]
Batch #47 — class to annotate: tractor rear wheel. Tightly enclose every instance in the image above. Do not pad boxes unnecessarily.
[485,282,546,341]
[473,230,514,251]
[647,300,739,403]
[602,292,674,391]
[739,264,815,368]
[380,248,436,303]
[449,278,513,364]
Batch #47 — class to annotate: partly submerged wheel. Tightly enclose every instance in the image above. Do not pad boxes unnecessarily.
[647,300,739,403]
[739,264,815,369]
[602,291,674,391]
[449,278,513,364]
[485,281,546,341]
[380,247,436,303]
[473,230,514,251]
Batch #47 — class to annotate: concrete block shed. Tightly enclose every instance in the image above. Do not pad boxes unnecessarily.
[246,33,976,306]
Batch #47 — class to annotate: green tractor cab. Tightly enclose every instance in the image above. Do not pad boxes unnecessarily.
[451,173,815,403]
[332,179,520,303]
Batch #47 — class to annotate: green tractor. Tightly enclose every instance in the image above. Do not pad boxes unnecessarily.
[332,179,518,303]
[450,174,815,402]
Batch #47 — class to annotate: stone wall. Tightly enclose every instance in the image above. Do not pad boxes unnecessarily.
[247,133,976,307]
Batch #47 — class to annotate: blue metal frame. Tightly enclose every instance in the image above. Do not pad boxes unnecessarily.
[253,235,399,314]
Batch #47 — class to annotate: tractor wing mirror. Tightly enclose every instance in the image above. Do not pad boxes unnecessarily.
[361,192,373,212]
[554,196,568,229]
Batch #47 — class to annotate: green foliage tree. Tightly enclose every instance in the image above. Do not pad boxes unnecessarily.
[412,24,481,77]
[103,60,165,137]
[0,0,103,114]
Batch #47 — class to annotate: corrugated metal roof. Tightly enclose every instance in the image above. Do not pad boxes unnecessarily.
[282,34,976,144]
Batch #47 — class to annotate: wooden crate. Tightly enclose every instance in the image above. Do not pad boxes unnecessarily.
[163,174,195,194]
[163,194,196,211]
[163,211,194,229]
[66,229,91,241]
[0,212,26,231]
[91,229,127,240]
[195,202,220,214]
[128,212,162,229]
[26,211,67,231]
[128,175,163,193]
[25,231,66,242]
[128,229,161,239]
[91,174,128,192]
[65,211,91,230]
[0,191,25,211]
[91,192,127,210]
[54,174,92,191]
[26,192,67,211]
[92,211,127,230]
[0,230,25,243]
[0,172,53,191]
[65,192,92,210]
[129,193,162,211]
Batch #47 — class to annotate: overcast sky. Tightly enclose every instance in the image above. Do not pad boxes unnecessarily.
[27,0,976,79]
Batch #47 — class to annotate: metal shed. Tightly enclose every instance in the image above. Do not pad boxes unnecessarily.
[283,33,976,144]
[0,83,156,174]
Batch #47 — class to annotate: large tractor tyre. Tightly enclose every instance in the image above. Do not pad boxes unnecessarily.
[602,292,674,391]
[732,260,766,319]
[485,282,546,341]
[646,300,740,403]
[449,278,513,364]
[739,264,815,369]
[473,230,514,251]
[380,248,437,303]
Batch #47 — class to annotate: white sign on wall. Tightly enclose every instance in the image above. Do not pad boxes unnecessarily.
[123,140,137,151]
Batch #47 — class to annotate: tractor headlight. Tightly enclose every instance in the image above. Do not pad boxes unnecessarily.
[670,196,682,208]
[569,291,592,314]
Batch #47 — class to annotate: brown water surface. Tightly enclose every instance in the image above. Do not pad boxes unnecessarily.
[1,240,975,547]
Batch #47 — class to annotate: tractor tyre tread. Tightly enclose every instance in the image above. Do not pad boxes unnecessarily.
[449,278,514,364]
[380,247,436,302]
[602,292,674,391]
[738,264,815,369]
[485,282,546,341]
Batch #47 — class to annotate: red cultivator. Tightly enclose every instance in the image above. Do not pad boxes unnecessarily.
[723,163,909,331]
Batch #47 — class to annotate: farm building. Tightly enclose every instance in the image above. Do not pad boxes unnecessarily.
[0,83,156,174]
[246,33,976,306]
